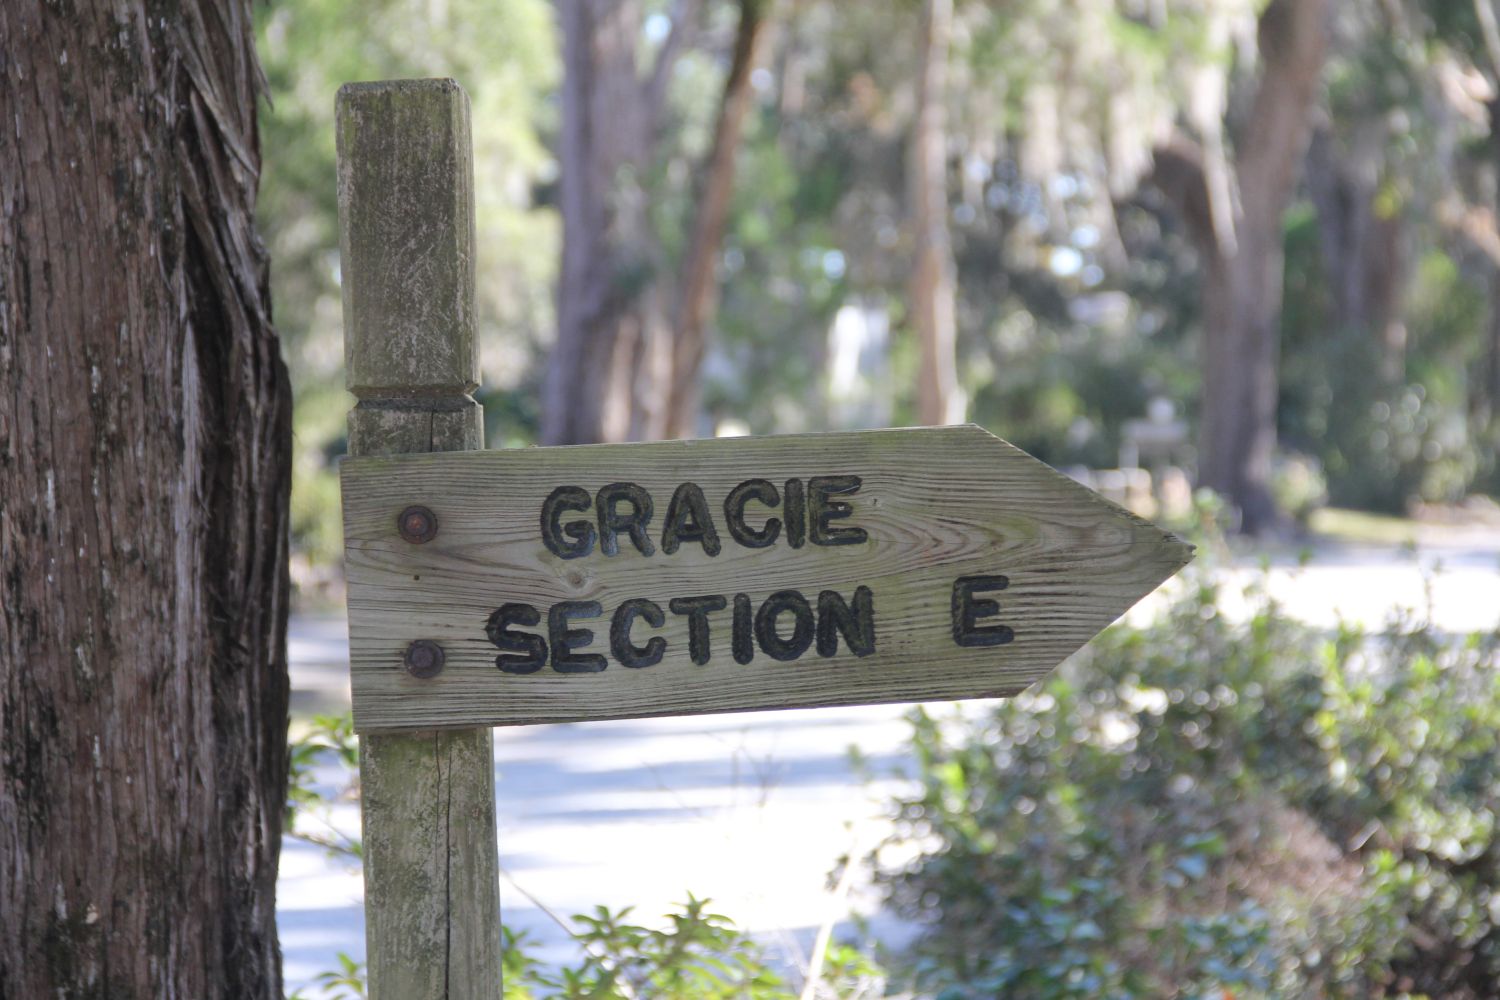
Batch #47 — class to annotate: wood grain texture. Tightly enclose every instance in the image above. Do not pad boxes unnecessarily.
[339,77,477,399]
[341,424,1192,731]
[337,77,501,1000]
[359,726,499,1000]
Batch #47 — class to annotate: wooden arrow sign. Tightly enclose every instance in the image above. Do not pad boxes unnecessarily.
[339,424,1192,731]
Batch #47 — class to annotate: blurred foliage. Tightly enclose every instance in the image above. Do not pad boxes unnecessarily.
[1286,241,1490,514]
[257,0,1500,588]
[287,898,885,999]
[869,509,1500,998]
[288,953,368,1000]
[502,899,793,999]
[1275,0,1498,514]
[285,712,362,859]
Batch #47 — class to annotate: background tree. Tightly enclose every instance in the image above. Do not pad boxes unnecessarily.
[1274,0,1499,513]
[1151,0,1330,534]
[254,0,1500,562]
[666,0,775,438]
[1,1,291,996]
[543,0,772,444]
[910,0,965,426]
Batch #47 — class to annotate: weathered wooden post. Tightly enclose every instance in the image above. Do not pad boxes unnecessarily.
[337,78,502,999]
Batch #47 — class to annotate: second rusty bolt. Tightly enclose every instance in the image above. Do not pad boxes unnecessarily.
[397,504,438,544]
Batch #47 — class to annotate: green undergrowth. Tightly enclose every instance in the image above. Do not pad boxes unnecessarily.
[867,539,1500,999]
[288,900,884,1000]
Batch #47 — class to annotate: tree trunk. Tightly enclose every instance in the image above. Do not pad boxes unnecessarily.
[1487,98,1500,425]
[1305,127,1405,380]
[664,0,772,440]
[544,0,767,445]
[1,2,291,997]
[1433,96,1500,430]
[910,0,964,426]
[1487,262,1500,432]
[1153,0,1327,534]
[543,0,649,445]
[1198,220,1287,534]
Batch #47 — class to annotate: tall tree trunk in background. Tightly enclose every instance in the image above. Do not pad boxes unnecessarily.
[1487,97,1500,425]
[665,0,771,440]
[544,0,769,445]
[1455,1,1500,435]
[1305,128,1406,378]
[1,2,291,997]
[910,0,964,426]
[1152,0,1327,534]
[1444,43,1500,431]
[544,0,657,445]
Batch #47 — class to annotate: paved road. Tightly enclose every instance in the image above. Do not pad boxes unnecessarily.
[279,531,1500,993]
[282,625,919,989]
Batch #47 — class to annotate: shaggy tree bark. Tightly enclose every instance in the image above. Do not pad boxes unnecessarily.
[1151,0,1328,534]
[0,2,292,997]
[543,0,769,445]
[909,0,964,427]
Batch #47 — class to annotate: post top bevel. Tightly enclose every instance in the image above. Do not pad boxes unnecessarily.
[337,77,467,103]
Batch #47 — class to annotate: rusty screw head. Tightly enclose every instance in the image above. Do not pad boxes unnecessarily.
[404,639,445,679]
[397,505,438,544]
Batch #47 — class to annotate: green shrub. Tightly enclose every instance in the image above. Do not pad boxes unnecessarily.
[870,559,1500,999]
[502,898,792,999]
[289,900,882,999]
[285,713,362,859]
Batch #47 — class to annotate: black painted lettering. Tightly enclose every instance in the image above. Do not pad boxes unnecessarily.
[596,482,655,557]
[732,592,754,664]
[755,589,815,661]
[541,486,595,560]
[668,595,727,665]
[486,603,549,674]
[784,479,806,549]
[549,600,608,672]
[808,475,868,547]
[660,482,722,556]
[816,586,875,657]
[951,575,1014,647]
[724,479,782,549]
[610,598,666,668]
